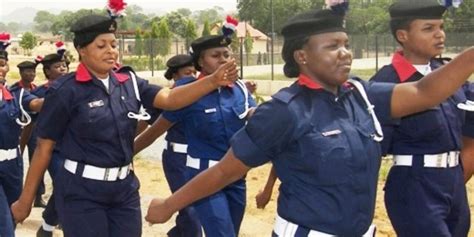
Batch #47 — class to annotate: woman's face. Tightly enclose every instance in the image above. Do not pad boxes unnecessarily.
[174,65,196,81]
[199,47,232,75]
[20,68,36,83]
[45,61,68,81]
[79,33,118,77]
[298,32,352,90]
[399,19,445,60]
[0,59,9,82]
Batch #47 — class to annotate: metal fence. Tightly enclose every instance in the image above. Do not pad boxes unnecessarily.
[117,32,474,74]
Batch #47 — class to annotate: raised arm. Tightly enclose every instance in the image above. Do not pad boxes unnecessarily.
[153,60,238,110]
[11,138,55,223]
[145,148,250,224]
[134,115,174,155]
[391,47,474,118]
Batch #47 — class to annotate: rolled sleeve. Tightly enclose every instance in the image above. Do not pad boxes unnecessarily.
[20,89,37,112]
[36,88,70,141]
[137,77,161,110]
[367,81,399,125]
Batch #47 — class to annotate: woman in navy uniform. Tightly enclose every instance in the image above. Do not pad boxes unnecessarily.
[0,34,43,237]
[369,1,472,236]
[10,3,238,237]
[135,54,202,237]
[32,51,69,237]
[137,18,256,236]
[144,6,474,236]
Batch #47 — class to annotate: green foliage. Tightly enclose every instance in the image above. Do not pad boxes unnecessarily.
[122,56,164,71]
[156,18,172,58]
[33,11,57,33]
[244,30,253,54]
[183,20,198,51]
[201,20,211,36]
[193,7,224,25]
[166,11,188,38]
[134,29,144,58]
[19,32,37,56]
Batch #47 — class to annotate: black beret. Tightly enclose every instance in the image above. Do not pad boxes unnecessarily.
[71,14,117,48]
[0,51,7,61]
[164,54,193,80]
[41,53,64,67]
[17,61,37,70]
[281,9,345,40]
[191,35,232,71]
[389,0,446,20]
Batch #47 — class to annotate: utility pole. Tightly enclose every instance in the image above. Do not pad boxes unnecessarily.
[270,0,274,81]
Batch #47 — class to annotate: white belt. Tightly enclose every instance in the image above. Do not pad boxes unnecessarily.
[64,159,132,181]
[185,155,218,169]
[274,214,376,237]
[166,141,187,154]
[393,151,460,168]
[0,148,18,162]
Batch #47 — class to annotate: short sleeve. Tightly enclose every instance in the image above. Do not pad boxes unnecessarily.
[462,82,474,138]
[20,89,37,111]
[367,81,398,125]
[162,110,182,124]
[137,77,161,110]
[231,99,296,167]
[36,87,71,141]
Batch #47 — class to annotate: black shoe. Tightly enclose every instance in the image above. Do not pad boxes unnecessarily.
[33,197,47,208]
[36,227,53,237]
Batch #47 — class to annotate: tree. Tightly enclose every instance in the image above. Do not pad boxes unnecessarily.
[19,32,37,56]
[201,20,211,36]
[177,8,192,18]
[193,7,224,25]
[156,18,172,58]
[183,20,197,51]
[33,11,57,33]
[244,30,254,65]
[166,11,188,38]
[134,28,144,58]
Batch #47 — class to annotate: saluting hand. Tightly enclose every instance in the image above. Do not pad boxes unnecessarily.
[11,200,32,224]
[209,59,239,87]
[145,198,174,224]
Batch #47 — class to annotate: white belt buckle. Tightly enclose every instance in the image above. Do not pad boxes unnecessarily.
[435,154,444,168]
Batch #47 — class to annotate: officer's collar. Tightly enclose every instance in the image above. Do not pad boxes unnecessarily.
[391,51,419,83]
[17,80,37,90]
[75,62,129,83]
[0,85,13,101]
[297,74,323,90]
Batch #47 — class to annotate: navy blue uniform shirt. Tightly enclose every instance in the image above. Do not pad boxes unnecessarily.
[36,63,161,167]
[163,76,256,160]
[0,86,36,149]
[230,76,394,236]
[370,51,474,155]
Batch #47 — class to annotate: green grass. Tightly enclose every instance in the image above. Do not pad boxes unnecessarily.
[379,158,392,181]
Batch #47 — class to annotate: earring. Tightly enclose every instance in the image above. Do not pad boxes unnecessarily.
[302,61,307,65]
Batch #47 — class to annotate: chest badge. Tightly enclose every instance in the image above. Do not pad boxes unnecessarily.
[322,129,342,137]
[88,100,105,108]
[205,108,217,113]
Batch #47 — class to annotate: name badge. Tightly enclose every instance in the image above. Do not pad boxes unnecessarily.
[322,129,342,137]
[88,100,104,108]
[205,108,217,113]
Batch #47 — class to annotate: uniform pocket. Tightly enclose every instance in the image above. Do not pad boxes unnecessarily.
[298,126,351,185]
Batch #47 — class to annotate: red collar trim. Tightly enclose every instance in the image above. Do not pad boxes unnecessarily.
[297,74,323,90]
[1,86,13,100]
[392,51,417,82]
[19,81,37,90]
[75,63,129,83]
[75,63,93,82]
